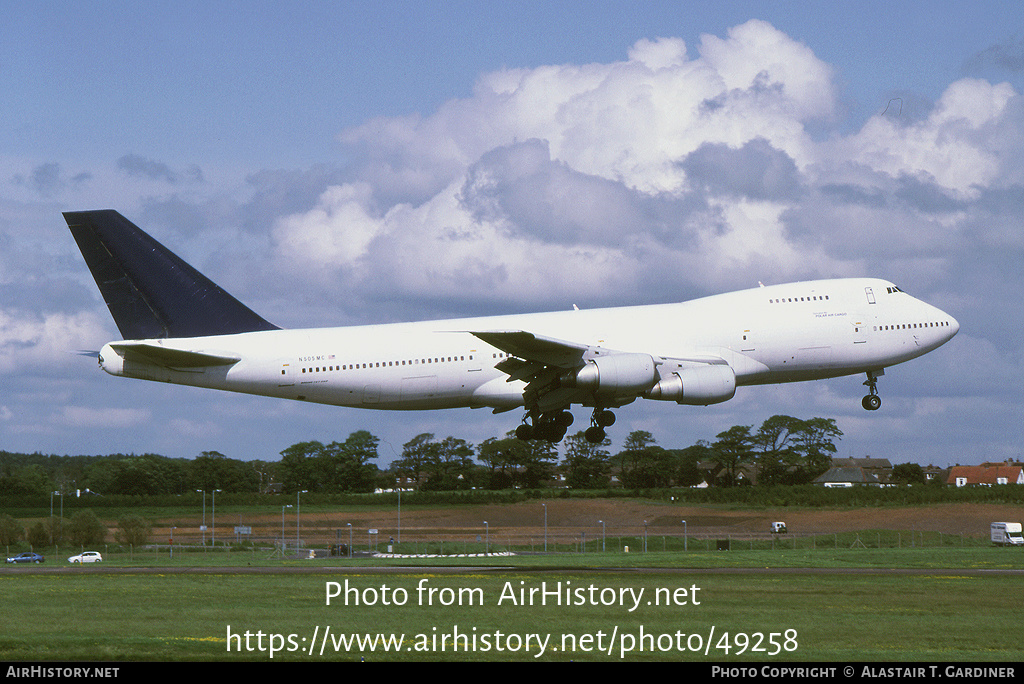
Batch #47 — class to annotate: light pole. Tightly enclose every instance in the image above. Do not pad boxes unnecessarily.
[484,521,489,554]
[50,491,58,546]
[643,520,648,553]
[347,523,352,558]
[542,503,547,552]
[681,520,687,552]
[281,505,292,544]
[297,490,307,548]
[197,490,206,546]
[599,520,606,552]
[212,489,221,545]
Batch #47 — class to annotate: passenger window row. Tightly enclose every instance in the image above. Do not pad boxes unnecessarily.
[301,355,473,374]
[768,295,830,304]
[874,321,952,331]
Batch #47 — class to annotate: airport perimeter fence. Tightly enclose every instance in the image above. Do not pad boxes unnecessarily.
[8,523,1000,562]
[28,527,986,560]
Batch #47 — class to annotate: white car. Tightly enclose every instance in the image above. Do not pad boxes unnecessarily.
[68,551,103,563]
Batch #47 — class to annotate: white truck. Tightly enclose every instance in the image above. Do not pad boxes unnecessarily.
[990,522,1024,546]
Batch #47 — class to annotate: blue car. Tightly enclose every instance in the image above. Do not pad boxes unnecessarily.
[6,552,44,564]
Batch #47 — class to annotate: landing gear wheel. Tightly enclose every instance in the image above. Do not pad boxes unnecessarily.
[595,409,616,427]
[585,426,606,444]
[516,410,572,442]
[862,370,883,411]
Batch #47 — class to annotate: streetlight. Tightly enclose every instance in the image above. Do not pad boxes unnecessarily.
[643,520,648,553]
[542,503,547,552]
[50,491,59,546]
[346,523,352,558]
[681,520,687,552]
[212,489,221,545]
[297,490,308,548]
[197,490,206,546]
[599,520,606,552]
[484,521,489,554]
[281,505,293,544]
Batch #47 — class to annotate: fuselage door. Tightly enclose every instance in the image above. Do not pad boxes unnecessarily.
[278,362,294,387]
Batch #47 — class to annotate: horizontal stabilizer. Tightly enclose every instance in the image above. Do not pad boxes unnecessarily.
[64,210,279,339]
[110,341,240,368]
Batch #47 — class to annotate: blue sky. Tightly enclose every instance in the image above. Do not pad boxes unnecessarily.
[2,1,1023,468]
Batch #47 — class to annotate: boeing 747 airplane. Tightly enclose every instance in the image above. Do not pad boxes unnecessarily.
[65,210,959,444]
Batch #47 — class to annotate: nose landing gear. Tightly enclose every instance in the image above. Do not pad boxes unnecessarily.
[862,370,883,411]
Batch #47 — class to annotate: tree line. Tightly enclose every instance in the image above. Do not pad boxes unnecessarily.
[0,415,845,497]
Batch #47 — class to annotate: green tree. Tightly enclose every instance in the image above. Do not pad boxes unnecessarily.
[562,431,611,488]
[675,442,714,487]
[754,416,842,486]
[423,436,475,490]
[26,522,49,549]
[615,431,677,489]
[0,514,24,545]
[278,441,326,493]
[115,514,152,547]
[478,436,518,489]
[891,462,926,485]
[711,425,756,486]
[325,431,380,493]
[0,463,50,496]
[65,510,106,547]
[393,433,437,486]
[188,451,260,493]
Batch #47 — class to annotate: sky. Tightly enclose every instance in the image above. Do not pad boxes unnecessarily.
[2,1,1023,469]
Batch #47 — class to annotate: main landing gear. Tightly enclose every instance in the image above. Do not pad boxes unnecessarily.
[584,408,615,444]
[515,409,574,443]
[515,407,616,444]
[862,370,882,411]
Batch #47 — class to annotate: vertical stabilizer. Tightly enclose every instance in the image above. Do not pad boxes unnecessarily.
[64,210,279,339]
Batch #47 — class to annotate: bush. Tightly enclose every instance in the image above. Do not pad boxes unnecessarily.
[0,514,24,545]
[115,514,152,547]
[65,510,106,547]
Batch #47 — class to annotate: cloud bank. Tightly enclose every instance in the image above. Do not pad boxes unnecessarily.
[268,20,1021,323]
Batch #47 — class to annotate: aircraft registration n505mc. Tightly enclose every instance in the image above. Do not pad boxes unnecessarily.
[65,210,959,444]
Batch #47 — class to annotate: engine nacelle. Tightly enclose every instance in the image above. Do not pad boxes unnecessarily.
[562,353,658,396]
[645,364,736,405]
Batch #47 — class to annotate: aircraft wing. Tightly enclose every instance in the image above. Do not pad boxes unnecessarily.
[469,330,588,367]
[469,329,737,413]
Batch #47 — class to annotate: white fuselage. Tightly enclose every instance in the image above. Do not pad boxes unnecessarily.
[97,277,959,412]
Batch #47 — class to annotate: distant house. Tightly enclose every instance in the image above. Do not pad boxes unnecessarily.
[922,464,949,483]
[813,466,889,487]
[812,457,893,487]
[946,464,1024,487]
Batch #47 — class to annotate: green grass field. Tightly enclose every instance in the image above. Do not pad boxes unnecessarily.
[3,499,1023,662]
[1,546,1022,662]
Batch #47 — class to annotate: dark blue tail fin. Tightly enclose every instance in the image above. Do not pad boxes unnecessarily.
[64,210,279,339]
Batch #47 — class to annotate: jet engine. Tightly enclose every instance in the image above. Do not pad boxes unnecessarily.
[645,364,736,405]
[561,353,658,396]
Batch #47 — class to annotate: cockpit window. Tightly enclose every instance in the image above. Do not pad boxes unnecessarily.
[886,286,904,294]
